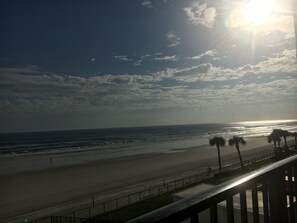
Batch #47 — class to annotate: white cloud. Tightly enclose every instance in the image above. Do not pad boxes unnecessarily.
[114,55,133,61]
[141,0,153,8]
[0,49,295,115]
[153,49,297,82]
[134,54,151,66]
[188,49,218,60]
[166,32,181,47]
[184,2,216,28]
[153,55,179,61]
[141,0,168,9]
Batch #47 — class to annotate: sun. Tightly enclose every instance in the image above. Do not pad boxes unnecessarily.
[244,0,274,25]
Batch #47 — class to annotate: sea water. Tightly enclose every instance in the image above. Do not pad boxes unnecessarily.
[0,120,296,156]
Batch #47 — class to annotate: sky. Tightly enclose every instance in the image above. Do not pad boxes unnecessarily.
[0,0,296,133]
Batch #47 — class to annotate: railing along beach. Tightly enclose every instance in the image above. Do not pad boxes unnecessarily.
[30,152,275,223]
[128,154,297,223]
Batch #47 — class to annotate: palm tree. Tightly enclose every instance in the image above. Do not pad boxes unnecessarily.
[291,132,297,148]
[271,129,291,152]
[272,129,290,147]
[281,130,290,148]
[209,137,226,173]
[228,136,246,168]
[268,131,281,149]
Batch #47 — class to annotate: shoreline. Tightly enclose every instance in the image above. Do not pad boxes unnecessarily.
[0,137,294,222]
[0,136,272,177]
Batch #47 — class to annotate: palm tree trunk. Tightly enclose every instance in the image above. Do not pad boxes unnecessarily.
[236,144,244,168]
[283,136,287,147]
[273,140,277,149]
[216,144,222,172]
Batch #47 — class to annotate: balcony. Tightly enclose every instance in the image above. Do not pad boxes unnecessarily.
[127,154,297,223]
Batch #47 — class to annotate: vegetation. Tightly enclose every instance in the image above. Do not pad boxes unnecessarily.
[291,132,297,148]
[209,137,226,173]
[87,194,173,223]
[88,155,281,223]
[228,136,246,168]
[268,130,281,149]
[267,129,297,158]
[88,129,296,222]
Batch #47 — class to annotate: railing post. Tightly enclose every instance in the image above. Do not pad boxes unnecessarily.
[293,166,297,220]
[240,190,248,223]
[190,214,199,223]
[226,197,234,223]
[210,205,218,223]
[262,182,269,223]
[267,170,288,223]
[287,168,295,223]
[252,185,259,223]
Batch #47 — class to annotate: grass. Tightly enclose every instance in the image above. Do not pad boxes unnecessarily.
[86,194,173,223]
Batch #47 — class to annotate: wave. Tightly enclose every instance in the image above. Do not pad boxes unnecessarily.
[1,120,296,157]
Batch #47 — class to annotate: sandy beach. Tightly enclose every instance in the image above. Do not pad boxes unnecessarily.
[0,136,288,222]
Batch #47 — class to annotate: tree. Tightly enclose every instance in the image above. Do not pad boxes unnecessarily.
[272,129,290,147]
[228,136,246,168]
[291,132,297,148]
[281,130,290,148]
[209,137,226,173]
[268,131,281,149]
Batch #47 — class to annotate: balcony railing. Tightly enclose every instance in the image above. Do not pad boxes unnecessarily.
[127,154,297,223]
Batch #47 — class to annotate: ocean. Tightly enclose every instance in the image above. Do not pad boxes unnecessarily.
[0,120,297,157]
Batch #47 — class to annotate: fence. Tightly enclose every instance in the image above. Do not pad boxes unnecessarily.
[30,152,275,223]
[128,154,297,223]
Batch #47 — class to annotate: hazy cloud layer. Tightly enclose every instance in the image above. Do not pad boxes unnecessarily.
[0,49,295,115]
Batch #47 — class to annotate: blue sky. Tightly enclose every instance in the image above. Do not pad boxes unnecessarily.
[0,0,296,132]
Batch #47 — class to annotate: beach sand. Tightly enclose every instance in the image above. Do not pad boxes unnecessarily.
[0,136,290,222]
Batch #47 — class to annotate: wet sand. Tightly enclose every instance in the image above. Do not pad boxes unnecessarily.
[0,136,282,222]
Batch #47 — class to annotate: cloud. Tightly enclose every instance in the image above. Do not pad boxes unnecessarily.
[0,49,295,115]
[187,49,218,60]
[184,2,216,28]
[114,55,133,61]
[153,55,179,61]
[133,54,151,66]
[153,49,297,82]
[166,32,181,47]
[141,0,153,8]
[141,0,168,9]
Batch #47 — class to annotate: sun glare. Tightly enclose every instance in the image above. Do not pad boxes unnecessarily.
[245,0,274,25]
